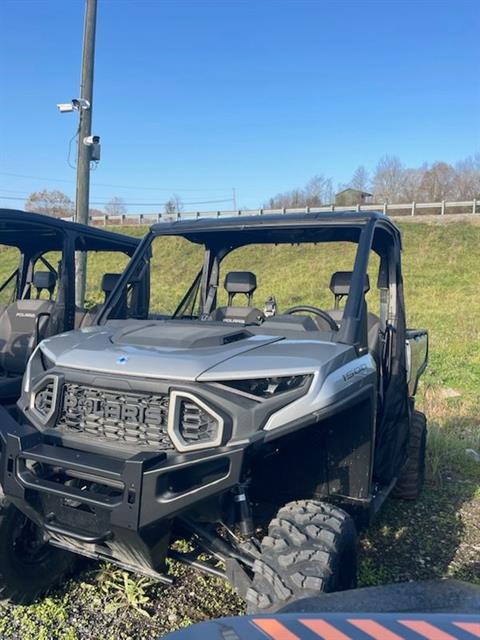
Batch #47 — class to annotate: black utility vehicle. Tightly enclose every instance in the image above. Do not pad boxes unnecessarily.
[0,211,428,611]
[0,209,140,406]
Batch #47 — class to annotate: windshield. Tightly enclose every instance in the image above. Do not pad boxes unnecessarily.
[101,229,382,330]
[148,235,205,317]
[217,242,380,315]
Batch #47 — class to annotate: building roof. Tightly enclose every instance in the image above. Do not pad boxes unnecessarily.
[335,188,373,197]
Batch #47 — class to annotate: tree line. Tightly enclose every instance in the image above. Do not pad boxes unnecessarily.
[22,191,184,219]
[266,153,480,208]
[21,153,479,217]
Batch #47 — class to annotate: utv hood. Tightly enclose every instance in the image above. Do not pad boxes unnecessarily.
[40,320,284,382]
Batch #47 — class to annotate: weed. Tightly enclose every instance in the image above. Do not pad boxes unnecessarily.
[98,566,153,618]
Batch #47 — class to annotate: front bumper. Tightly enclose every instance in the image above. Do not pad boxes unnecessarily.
[0,405,244,570]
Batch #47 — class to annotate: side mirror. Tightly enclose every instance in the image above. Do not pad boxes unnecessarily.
[129,260,150,319]
[405,329,428,396]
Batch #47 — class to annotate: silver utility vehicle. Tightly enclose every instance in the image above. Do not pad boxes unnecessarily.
[0,211,428,611]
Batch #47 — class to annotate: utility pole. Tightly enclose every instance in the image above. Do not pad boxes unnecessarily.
[75,0,97,306]
[232,187,237,210]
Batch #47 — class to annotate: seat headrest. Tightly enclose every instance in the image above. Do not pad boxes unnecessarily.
[329,271,370,296]
[33,271,57,292]
[101,273,122,294]
[224,271,257,295]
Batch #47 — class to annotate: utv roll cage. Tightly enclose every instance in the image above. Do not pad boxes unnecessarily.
[0,209,140,404]
[100,210,403,352]
[0,209,139,329]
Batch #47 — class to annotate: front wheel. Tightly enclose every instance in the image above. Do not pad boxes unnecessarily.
[246,500,357,613]
[0,494,75,604]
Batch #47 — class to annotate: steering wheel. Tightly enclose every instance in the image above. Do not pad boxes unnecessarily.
[284,305,338,331]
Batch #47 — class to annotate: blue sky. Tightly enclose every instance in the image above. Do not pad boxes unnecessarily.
[0,0,479,212]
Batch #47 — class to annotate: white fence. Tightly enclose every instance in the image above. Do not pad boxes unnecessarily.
[73,199,479,226]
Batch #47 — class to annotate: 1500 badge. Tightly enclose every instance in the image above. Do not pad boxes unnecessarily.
[342,363,368,382]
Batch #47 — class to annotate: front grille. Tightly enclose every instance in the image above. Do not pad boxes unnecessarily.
[57,384,173,450]
[179,400,219,444]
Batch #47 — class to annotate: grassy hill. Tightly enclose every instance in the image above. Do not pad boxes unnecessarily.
[0,219,478,639]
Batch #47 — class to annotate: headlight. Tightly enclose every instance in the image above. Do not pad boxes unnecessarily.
[168,391,224,452]
[219,375,311,399]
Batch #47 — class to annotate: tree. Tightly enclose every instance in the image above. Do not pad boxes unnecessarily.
[350,165,370,192]
[265,173,333,209]
[104,197,127,216]
[418,162,456,202]
[401,167,426,202]
[372,155,406,203]
[163,194,183,218]
[453,153,480,200]
[304,175,334,206]
[25,190,74,218]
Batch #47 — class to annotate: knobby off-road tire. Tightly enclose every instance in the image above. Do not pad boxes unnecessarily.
[0,490,75,604]
[392,410,427,500]
[246,500,357,613]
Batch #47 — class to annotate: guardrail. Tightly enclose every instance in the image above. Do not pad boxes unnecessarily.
[66,199,479,226]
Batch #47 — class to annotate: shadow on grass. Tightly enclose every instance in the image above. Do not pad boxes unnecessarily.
[359,416,480,586]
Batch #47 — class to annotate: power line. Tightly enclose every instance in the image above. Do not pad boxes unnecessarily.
[0,171,232,193]
[0,188,34,194]
[0,194,233,207]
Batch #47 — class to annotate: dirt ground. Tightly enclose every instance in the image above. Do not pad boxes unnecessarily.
[0,456,477,640]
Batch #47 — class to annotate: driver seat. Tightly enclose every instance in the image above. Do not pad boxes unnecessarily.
[210,272,264,325]
[76,273,125,328]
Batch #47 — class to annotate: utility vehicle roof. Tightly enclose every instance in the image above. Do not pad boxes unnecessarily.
[150,210,401,252]
[0,209,139,253]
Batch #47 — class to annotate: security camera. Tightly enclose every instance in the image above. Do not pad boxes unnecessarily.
[71,98,90,110]
[57,103,75,113]
[57,98,90,113]
[83,135,100,145]
[83,135,101,162]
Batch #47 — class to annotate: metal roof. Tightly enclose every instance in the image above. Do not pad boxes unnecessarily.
[335,188,373,197]
[0,209,140,253]
[149,210,401,246]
